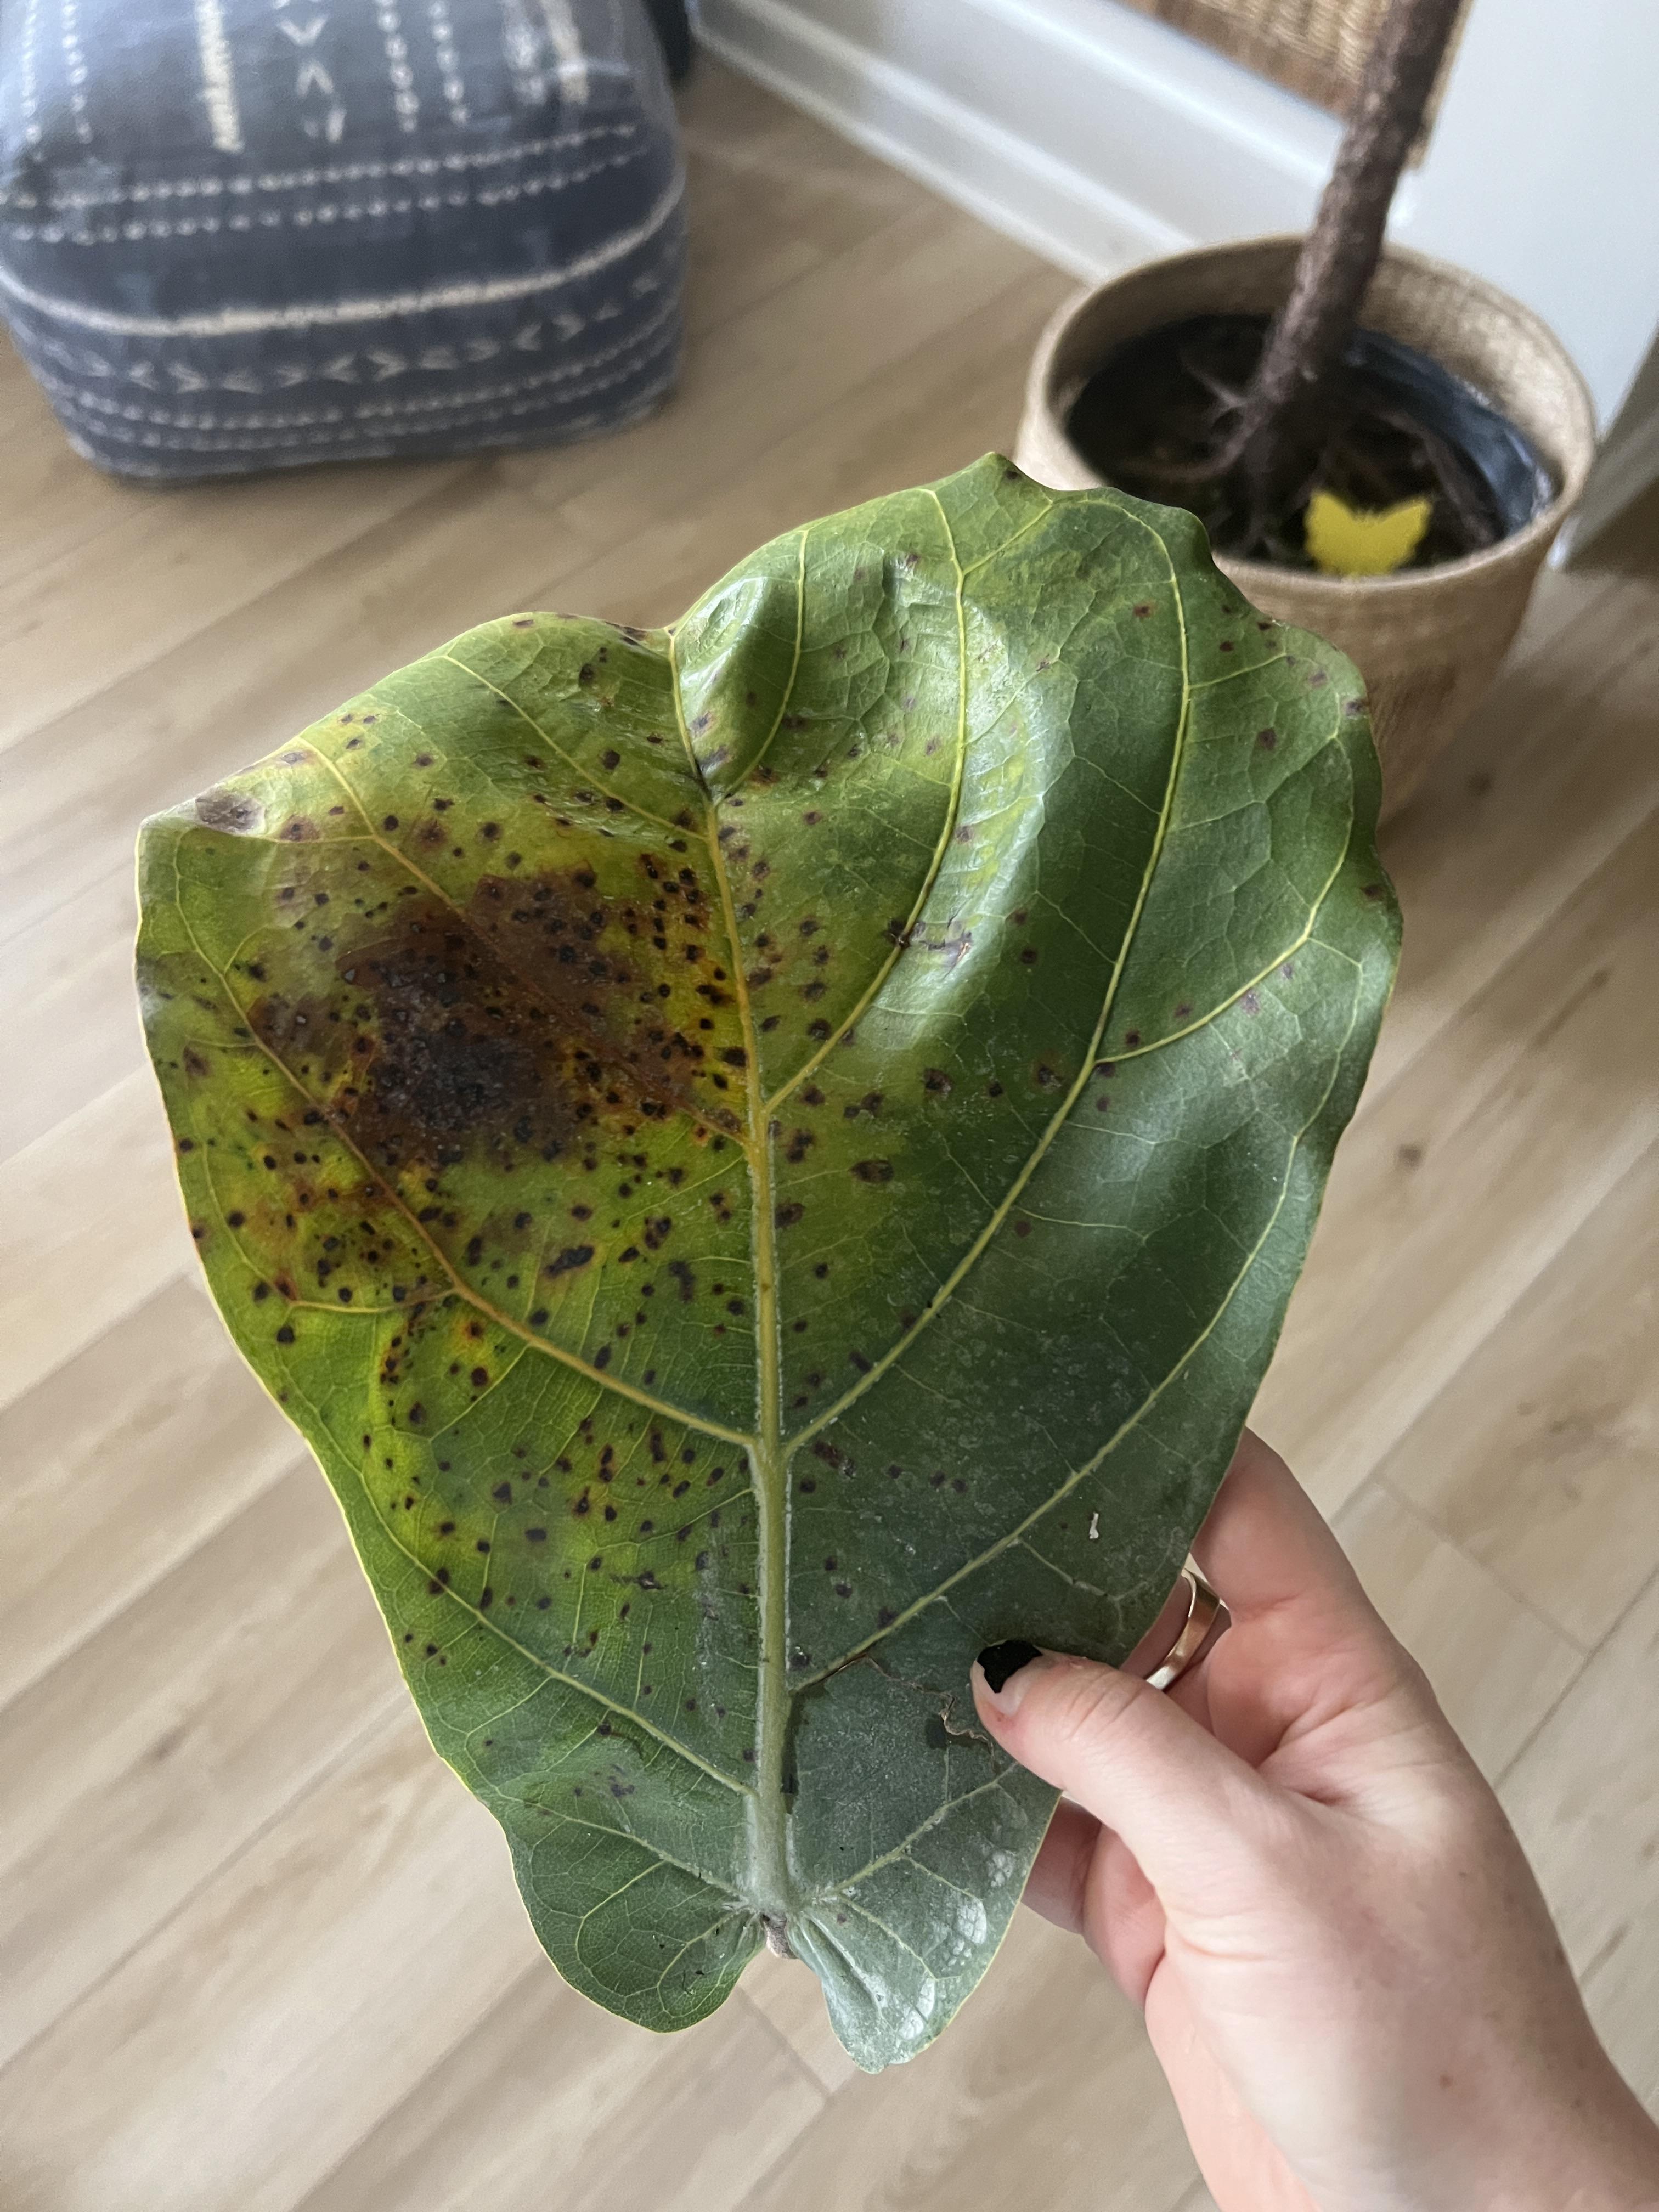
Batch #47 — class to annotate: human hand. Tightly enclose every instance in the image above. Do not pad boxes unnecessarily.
[970,1431,1659,2212]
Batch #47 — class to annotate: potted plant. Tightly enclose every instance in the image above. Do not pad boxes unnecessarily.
[1014,0,1596,816]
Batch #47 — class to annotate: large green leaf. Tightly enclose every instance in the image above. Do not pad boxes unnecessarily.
[136,455,1397,2070]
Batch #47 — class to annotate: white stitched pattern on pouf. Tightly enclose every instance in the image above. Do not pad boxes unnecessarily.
[0,0,685,477]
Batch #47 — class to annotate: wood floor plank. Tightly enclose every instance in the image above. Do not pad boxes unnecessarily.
[0,405,150,593]
[543,202,1038,554]
[0,458,470,755]
[292,1971,824,2212]
[0,1713,544,2212]
[0,1069,194,1416]
[1254,807,1659,1517]
[1379,1137,1659,1650]
[1500,1573,1659,2106]
[731,1911,1199,2212]
[527,262,1071,629]
[0,1274,298,1712]
[1364,583,1659,1110]
[681,57,929,247]
[0,464,613,951]
[1333,1480,1583,1778]
[0,861,143,1166]
[740,1948,864,2095]
[0,1469,398,2070]
[675,67,932,336]
[0,333,71,440]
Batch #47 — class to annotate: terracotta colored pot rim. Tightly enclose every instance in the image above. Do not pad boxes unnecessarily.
[1027,236,1597,598]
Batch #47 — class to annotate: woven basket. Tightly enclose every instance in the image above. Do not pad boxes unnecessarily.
[1014,238,1596,817]
[1114,0,1466,122]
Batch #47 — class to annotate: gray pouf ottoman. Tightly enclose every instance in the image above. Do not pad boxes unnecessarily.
[0,0,686,477]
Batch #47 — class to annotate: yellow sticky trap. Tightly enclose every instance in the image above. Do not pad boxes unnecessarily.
[1304,489,1433,577]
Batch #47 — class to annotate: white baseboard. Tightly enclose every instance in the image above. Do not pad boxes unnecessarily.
[696,0,1336,283]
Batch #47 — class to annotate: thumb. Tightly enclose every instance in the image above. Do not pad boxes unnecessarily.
[972,1646,1289,1917]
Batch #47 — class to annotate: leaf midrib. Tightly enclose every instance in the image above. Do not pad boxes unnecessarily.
[665,597,795,1909]
[790,498,1195,1450]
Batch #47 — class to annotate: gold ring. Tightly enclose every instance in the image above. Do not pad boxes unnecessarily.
[1145,1556,1226,1692]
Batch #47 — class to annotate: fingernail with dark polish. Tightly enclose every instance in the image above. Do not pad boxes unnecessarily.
[977,1639,1041,1694]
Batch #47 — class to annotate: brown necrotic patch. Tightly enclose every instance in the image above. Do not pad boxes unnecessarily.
[248,857,742,1178]
[195,786,264,835]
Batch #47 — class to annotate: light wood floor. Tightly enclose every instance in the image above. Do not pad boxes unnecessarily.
[3,59,1656,2212]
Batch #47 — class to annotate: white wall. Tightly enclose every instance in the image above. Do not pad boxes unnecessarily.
[1398,0,1658,428]
[699,0,1659,427]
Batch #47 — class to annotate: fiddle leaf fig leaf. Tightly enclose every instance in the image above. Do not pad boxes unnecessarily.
[136,455,1397,2071]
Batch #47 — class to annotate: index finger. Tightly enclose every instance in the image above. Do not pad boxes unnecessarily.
[1190,1430,1418,1749]
[1192,1430,1372,1624]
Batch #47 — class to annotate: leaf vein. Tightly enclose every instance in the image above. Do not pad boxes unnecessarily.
[719,524,809,795]
[801,964,1365,1679]
[170,900,755,1448]
[760,489,973,1119]
[265,1339,755,1793]
[787,505,1194,1448]
[438,647,687,833]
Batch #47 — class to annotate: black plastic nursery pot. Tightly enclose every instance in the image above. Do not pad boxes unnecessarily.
[1015,238,1595,815]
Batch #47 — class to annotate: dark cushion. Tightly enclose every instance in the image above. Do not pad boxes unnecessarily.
[0,0,685,477]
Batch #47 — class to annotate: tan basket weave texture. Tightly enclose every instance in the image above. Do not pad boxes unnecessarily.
[1116,0,1466,121]
[1013,240,1598,818]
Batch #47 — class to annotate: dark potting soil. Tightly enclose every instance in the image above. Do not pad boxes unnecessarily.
[1064,313,1555,572]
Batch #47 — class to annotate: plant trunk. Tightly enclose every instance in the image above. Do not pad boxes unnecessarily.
[1231,0,1467,529]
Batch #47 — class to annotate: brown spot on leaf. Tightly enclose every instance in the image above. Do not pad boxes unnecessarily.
[195,786,263,834]
[249,857,742,1180]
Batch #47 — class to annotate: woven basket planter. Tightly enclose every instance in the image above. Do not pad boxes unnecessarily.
[1015,238,1596,817]
[1111,0,1470,121]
